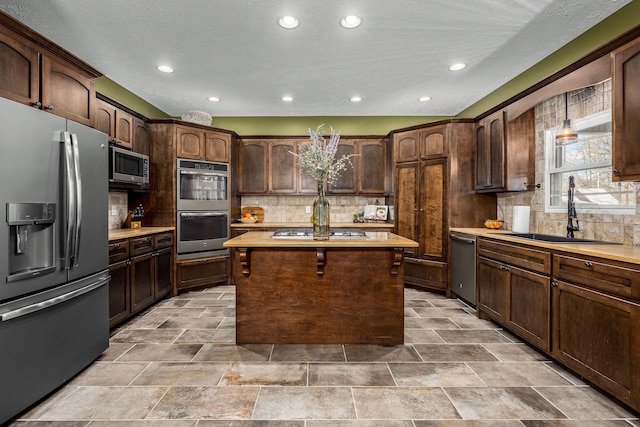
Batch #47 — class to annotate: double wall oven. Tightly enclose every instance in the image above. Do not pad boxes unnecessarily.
[176,159,229,257]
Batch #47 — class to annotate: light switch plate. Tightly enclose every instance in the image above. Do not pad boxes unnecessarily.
[111,205,118,216]
[305,205,311,214]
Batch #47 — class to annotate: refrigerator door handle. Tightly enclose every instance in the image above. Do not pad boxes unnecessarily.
[62,131,77,270]
[0,275,110,322]
[71,133,82,267]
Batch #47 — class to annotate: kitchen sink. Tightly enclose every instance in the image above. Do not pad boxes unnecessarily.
[503,233,618,244]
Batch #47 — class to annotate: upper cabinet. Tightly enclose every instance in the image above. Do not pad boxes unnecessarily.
[133,117,150,156]
[393,126,447,163]
[0,20,98,127]
[96,96,151,155]
[176,125,231,163]
[475,109,535,193]
[238,136,388,195]
[612,37,640,181]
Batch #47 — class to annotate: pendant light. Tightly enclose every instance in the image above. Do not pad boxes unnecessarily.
[556,92,578,144]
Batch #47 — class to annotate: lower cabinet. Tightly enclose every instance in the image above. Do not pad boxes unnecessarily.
[108,231,174,327]
[476,236,640,412]
[176,255,229,294]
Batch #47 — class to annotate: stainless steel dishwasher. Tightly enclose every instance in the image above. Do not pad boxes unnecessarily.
[449,231,477,306]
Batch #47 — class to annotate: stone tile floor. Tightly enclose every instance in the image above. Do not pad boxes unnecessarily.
[8,286,640,426]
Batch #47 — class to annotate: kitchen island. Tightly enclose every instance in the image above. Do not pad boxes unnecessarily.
[224,231,418,345]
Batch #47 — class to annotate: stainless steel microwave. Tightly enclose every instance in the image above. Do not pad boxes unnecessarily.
[109,146,149,189]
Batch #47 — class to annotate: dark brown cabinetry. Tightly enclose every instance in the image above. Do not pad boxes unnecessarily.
[477,238,551,352]
[0,19,98,127]
[176,255,229,293]
[107,231,174,327]
[176,125,231,162]
[329,138,388,195]
[133,117,150,156]
[612,37,640,181]
[392,121,494,293]
[238,139,269,194]
[476,236,640,412]
[96,96,150,155]
[475,109,535,193]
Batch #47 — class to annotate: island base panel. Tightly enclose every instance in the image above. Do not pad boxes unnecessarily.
[234,247,404,344]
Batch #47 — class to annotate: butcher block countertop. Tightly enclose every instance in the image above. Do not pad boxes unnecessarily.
[108,227,175,242]
[224,231,417,248]
[231,222,393,229]
[451,227,640,265]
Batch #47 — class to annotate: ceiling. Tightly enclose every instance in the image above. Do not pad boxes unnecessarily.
[0,0,631,117]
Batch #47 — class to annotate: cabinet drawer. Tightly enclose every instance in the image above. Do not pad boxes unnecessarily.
[154,232,174,249]
[108,240,129,264]
[177,256,228,291]
[478,238,551,274]
[130,236,154,256]
[553,253,640,301]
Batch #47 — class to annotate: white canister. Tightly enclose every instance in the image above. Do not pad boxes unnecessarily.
[512,206,531,233]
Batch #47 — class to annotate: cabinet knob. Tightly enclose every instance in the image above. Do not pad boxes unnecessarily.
[31,101,42,108]
[613,169,620,174]
[585,261,593,268]
[44,105,54,110]
[114,243,120,248]
[500,265,509,271]
[551,281,558,288]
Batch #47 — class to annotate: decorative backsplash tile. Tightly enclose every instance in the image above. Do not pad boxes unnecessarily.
[108,191,129,229]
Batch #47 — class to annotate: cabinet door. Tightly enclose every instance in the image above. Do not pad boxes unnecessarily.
[394,162,419,256]
[176,125,204,159]
[130,253,154,314]
[114,109,133,149]
[108,260,130,327]
[359,139,387,194]
[204,131,230,162]
[476,111,505,191]
[552,280,640,408]
[176,256,228,292]
[507,266,550,352]
[477,256,509,323]
[40,54,95,127]
[154,247,173,299]
[419,125,447,159]
[0,25,39,106]
[419,158,447,260]
[328,140,356,194]
[392,129,419,163]
[133,117,150,156]
[269,140,297,193]
[238,140,268,193]
[612,37,640,181]
[95,98,116,142]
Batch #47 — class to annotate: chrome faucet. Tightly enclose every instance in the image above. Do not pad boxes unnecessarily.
[567,175,580,238]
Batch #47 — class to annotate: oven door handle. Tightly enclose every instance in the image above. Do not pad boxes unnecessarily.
[179,170,228,177]
[180,212,228,217]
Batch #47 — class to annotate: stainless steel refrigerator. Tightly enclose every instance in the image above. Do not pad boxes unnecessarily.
[0,97,110,424]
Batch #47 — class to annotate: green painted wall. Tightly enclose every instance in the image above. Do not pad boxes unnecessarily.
[97,0,640,134]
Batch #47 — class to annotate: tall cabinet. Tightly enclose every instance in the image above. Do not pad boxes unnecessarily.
[392,121,495,293]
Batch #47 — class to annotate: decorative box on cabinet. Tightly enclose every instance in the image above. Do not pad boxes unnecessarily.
[0,19,99,127]
[612,37,640,181]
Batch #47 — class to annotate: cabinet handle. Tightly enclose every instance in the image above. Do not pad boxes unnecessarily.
[585,261,593,268]
[114,243,120,248]
[45,105,54,110]
[126,260,131,265]
[500,265,510,271]
[31,101,42,108]
[551,281,558,288]
[613,168,620,175]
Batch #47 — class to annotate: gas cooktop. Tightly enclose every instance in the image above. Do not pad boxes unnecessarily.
[271,228,368,239]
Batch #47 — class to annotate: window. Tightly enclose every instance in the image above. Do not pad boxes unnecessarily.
[545,109,635,213]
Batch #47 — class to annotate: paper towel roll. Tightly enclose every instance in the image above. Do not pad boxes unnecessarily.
[512,206,530,233]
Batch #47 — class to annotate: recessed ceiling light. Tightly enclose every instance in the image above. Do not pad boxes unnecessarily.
[282,96,294,102]
[350,96,362,102]
[418,96,432,102]
[340,15,362,28]
[278,16,299,29]
[156,65,174,73]
[448,63,466,71]
[207,97,221,102]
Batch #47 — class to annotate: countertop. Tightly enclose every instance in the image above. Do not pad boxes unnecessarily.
[224,231,418,248]
[108,227,175,242]
[231,222,393,229]
[451,227,640,265]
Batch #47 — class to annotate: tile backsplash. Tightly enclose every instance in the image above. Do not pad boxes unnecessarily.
[240,195,392,223]
[108,191,129,229]
[498,81,640,245]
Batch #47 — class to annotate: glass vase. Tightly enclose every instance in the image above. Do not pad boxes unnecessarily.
[313,180,330,240]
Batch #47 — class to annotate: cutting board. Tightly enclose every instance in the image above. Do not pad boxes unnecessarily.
[241,206,264,222]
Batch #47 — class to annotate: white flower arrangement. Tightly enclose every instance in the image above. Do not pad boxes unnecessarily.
[290,124,357,184]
